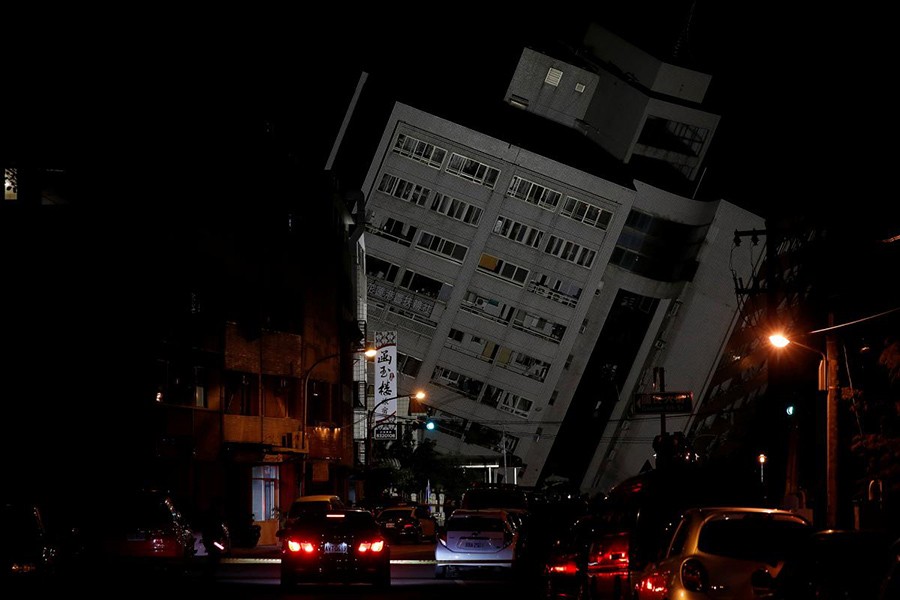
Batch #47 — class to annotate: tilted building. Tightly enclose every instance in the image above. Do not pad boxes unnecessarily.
[356,24,764,494]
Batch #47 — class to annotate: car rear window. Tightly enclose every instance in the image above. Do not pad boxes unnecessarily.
[378,508,411,519]
[460,489,527,510]
[288,501,332,519]
[447,515,506,532]
[698,516,810,562]
[290,511,376,531]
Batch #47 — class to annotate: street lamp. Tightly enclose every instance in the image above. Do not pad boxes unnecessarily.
[769,330,839,528]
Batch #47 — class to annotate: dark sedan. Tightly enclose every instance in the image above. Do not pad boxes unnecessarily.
[375,504,437,543]
[279,508,391,589]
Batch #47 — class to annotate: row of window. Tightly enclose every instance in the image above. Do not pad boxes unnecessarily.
[460,289,567,344]
[393,133,499,189]
[393,132,614,232]
[446,327,551,382]
[430,366,534,420]
[428,407,520,455]
[369,216,469,265]
[378,171,484,226]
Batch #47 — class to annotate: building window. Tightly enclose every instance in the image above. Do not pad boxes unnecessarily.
[527,272,583,307]
[477,253,529,286]
[399,269,449,299]
[430,192,483,226]
[224,372,259,415]
[366,255,400,283]
[369,216,418,247]
[446,152,500,188]
[507,175,562,210]
[251,465,279,522]
[417,231,468,263]
[544,235,596,268]
[378,172,431,206]
[393,133,447,168]
[493,215,544,248]
[561,196,612,230]
[545,67,563,86]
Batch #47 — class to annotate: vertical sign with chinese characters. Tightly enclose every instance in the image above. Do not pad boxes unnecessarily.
[373,331,398,440]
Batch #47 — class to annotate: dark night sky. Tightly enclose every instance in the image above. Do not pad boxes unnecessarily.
[7,4,896,232]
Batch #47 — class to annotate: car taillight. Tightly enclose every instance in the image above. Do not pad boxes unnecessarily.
[546,556,579,576]
[358,539,386,553]
[681,558,708,593]
[591,537,630,570]
[286,539,315,553]
[637,572,668,599]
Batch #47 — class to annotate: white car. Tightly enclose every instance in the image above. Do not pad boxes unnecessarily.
[434,508,522,578]
[634,506,812,600]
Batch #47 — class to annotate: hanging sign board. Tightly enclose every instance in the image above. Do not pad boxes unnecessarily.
[634,391,693,414]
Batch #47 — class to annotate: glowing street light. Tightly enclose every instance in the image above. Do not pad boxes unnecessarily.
[769,330,839,527]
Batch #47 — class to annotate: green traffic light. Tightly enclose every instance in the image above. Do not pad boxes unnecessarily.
[425,420,435,431]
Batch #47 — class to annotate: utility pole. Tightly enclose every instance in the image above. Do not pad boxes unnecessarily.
[825,317,839,528]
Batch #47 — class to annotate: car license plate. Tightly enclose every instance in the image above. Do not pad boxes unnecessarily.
[385,523,395,528]
[324,542,348,554]
[463,540,485,549]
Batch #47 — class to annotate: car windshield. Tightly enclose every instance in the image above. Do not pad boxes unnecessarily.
[698,516,810,562]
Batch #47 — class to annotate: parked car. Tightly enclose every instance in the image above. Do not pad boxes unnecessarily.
[284,494,345,527]
[375,504,437,543]
[1,500,59,584]
[543,463,761,599]
[435,508,523,579]
[543,513,635,600]
[95,489,196,575]
[522,492,590,575]
[769,528,896,600]
[633,506,813,600]
[279,508,390,589]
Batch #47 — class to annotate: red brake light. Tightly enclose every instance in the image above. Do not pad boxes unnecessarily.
[286,539,316,553]
[358,539,386,553]
[547,559,579,575]
[590,536,630,571]
[681,558,708,593]
[638,572,668,598]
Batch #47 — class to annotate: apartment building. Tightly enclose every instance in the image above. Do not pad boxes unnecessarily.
[355,23,764,494]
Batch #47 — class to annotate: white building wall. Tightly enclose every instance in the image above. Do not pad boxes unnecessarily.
[581,182,765,494]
